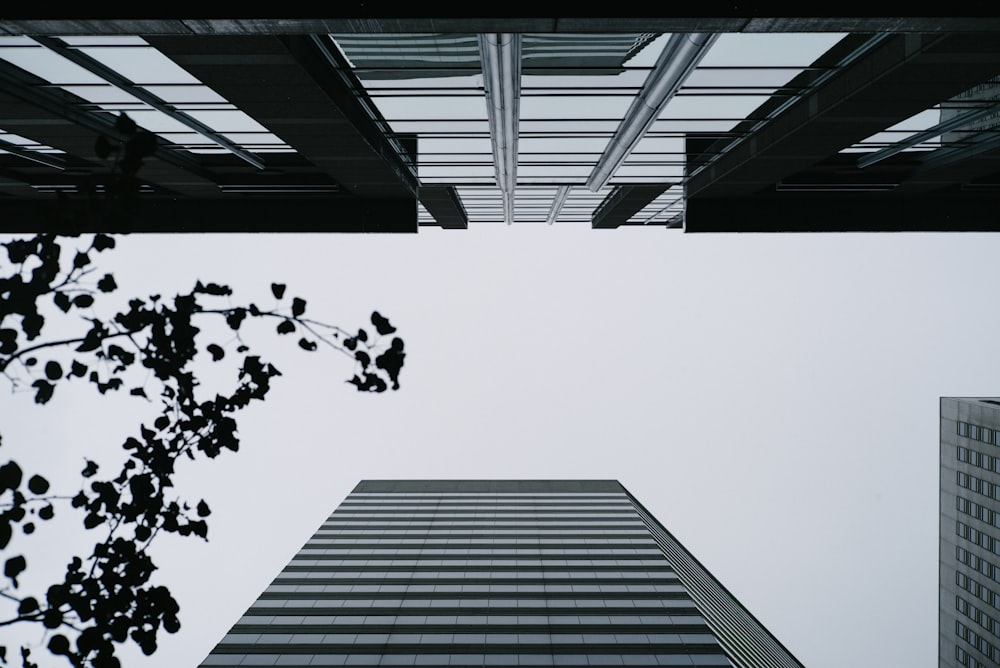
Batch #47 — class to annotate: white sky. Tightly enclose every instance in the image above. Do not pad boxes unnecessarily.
[2,226,994,668]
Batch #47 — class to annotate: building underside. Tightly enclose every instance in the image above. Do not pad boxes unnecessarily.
[1,18,1000,232]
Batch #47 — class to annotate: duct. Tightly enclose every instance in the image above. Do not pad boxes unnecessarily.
[586,32,717,192]
[478,33,521,224]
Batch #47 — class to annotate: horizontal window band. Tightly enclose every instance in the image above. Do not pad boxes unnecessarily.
[201,655,732,668]
[281,566,674,573]
[304,542,657,546]
[209,643,722,655]
[229,625,711,636]
[243,609,703,620]
[322,521,648,526]
[292,556,666,561]
[338,504,636,508]
[345,495,629,499]
[311,536,653,541]
[256,592,691,601]
[270,580,680,587]
[333,509,638,512]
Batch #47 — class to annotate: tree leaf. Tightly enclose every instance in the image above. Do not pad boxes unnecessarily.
[70,360,87,377]
[92,234,115,252]
[21,313,43,340]
[43,609,62,629]
[291,297,306,317]
[276,320,295,335]
[298,338,317,351]
[73,294,94,308]
[271,283,286,299]
[38,505,54,520]
[196,499,211,517]
[4,555,26,583]
[207,344,225,361]
[48,634,70,655]
[73,251,90,269]
[0,329,17,355]
[18,597,38,615]
[53,292,71,313]
[81,461,98,478]
[194,281,231,296]
[226,308,247,331]
[0,462,22,492]
[97,273,117,292]
[371,311,397,335]
[31,380,53,405]
[27,475,49,495]
[44,361,62,381]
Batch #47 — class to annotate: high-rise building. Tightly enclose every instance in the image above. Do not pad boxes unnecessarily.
[198,480,803,668]
[941,399,1000,668]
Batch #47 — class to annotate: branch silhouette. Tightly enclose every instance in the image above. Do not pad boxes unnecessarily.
[0,230,405,668]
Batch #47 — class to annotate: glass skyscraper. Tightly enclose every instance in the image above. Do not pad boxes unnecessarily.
[198,480,803,668]
[941,399,1000,668]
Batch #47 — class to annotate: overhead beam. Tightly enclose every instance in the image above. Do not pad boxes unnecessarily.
[591,185,670,229]
[857,98,1000,168]
[686,33,1000,199]
[0,197,417,233]
[685,194,1000,232]
[0,137,65,170]
[587,32,716,192]
[478,33,521,224]
[145,34,419,201]
[0,57,222,196]
[546,185,571,224]
[419,186,468,229]
[6,18,1000,35]
[33,35,265,170]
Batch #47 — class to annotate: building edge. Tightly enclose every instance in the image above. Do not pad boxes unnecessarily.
[620,482,806,668]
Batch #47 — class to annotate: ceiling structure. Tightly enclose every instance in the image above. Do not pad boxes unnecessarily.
[1,18,1000,232]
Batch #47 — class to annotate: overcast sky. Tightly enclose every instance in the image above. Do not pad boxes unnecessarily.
[2,226,996,667]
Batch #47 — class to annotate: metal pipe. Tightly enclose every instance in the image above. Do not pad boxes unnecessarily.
[479,34,521,224]
[546,185,571,224]
[586,32,717,192]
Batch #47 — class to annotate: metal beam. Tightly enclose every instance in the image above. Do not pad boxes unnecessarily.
[587,32,716,192]
[0,58,222,196]
[33,35,265,170]
[0,137,64,170]
[546,185,571,224]
[685,194,1000,232]
[145,34,419,201]
[858,99,1000,168]
[591,185,670,229]
[686,33,1000,199]
[478,33,521,224]
[6,18,1000,36]
[0,196,417,233]
[419,186,468,229]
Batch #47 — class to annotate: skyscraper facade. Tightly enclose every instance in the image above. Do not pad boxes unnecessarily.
[199,480,803,668]
[942,399,1000,668]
